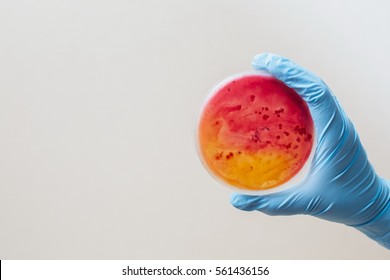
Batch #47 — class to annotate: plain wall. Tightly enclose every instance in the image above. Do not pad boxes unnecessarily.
[1,0,390,259]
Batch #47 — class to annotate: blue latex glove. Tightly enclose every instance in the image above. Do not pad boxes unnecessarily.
[231,53,390,249]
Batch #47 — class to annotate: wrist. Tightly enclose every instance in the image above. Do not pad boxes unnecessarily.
[353,178,390,249]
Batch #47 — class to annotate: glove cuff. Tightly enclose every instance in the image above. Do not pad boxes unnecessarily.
[354,179,390,249]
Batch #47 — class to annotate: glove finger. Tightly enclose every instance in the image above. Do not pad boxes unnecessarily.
[230,191,305,216]
[252,52,343,140]
[252,53,328,102]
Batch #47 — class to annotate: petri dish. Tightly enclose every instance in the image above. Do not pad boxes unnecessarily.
[195,71,315,194]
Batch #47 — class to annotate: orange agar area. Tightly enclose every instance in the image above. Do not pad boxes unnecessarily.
[198,75,314,191]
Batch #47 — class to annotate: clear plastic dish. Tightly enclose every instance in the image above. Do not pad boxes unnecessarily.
[195,71,316,194]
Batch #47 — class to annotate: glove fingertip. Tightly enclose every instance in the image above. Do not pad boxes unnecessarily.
[230,193,244,208]
[251,52,270,70]
[252,52,282,70]
[230,193,268,211]
[230,193,253,211]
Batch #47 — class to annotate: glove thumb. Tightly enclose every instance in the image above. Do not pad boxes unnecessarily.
[230,191,306,216]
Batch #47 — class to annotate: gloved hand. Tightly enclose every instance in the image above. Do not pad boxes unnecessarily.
[231,53,390,249]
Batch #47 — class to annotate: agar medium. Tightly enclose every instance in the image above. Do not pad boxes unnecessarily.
[195,71,315,193]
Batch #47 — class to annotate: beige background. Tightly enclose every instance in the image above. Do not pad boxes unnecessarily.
[1,0,390,259]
